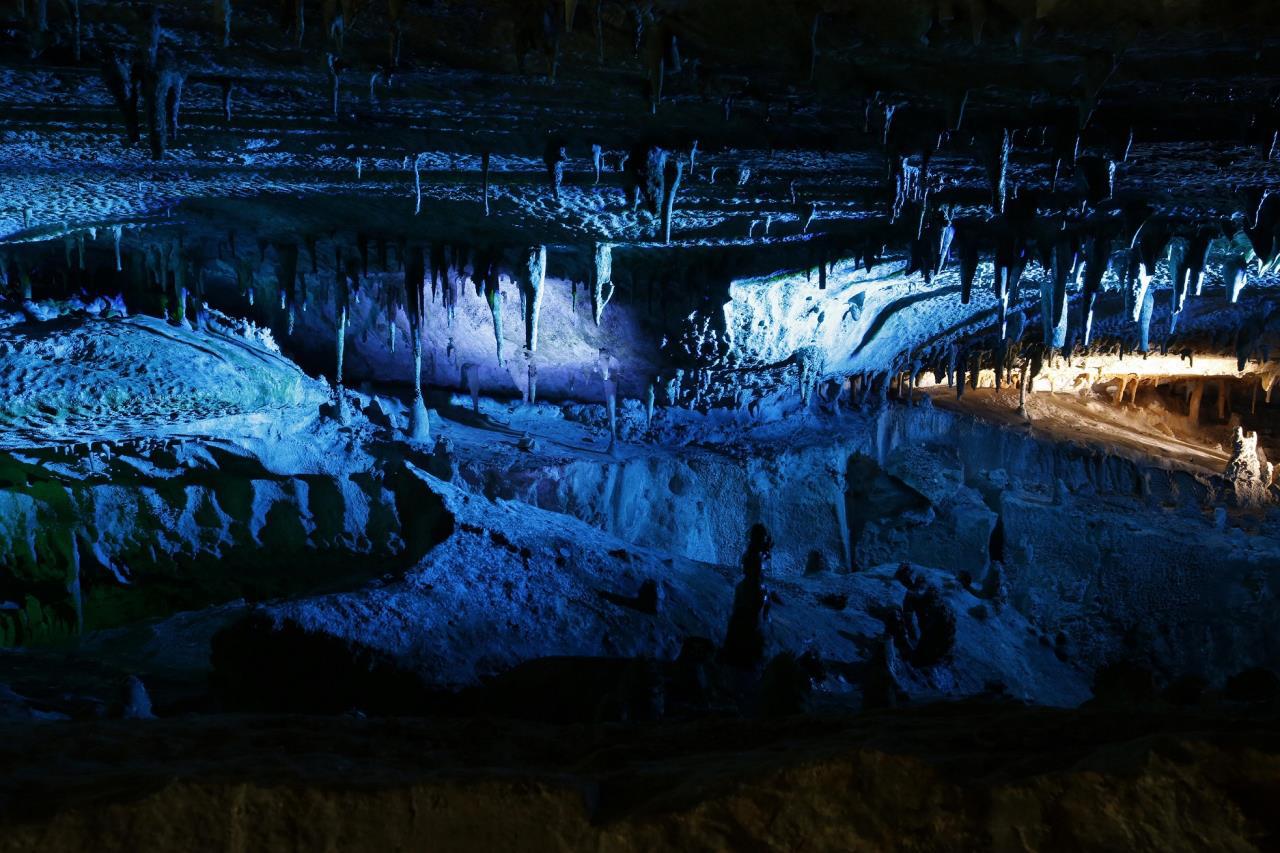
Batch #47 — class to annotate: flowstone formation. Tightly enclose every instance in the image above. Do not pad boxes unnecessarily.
[3,1,1280,848]
[1225,427,1275,507]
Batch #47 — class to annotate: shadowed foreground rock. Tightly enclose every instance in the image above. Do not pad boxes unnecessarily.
[0,705,1278,852]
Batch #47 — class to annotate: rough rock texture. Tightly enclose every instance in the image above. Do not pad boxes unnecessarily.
[1226,427,1274,507]
[4,3,1280,845]
[1,706,1278,852]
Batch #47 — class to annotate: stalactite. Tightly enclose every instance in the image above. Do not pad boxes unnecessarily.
[70,0,81,61]
[484,271,503,366]
[166,73,185,140]
[592,243,614,326]
[101,50,141,143]
[594,0,605,63]
[890,154,921,224]
[1187,233,1210,298]
[277,243,299,335]
[112,225,123,271]
[344,256,362,307]
[357,233,370,276]
[213,0,232,47]
[327,53,341,118]
[987,129,1011,215]
[145,68,182,160]
[958,230,978,305]
[591,144,603,185]
[1129,221,1166,322]
[1041,236,1074,350]
[1137,285,1154,353]
[429,242,447,301]
[388,0,405,67]
[522,246,546,352]
[481,151,491,215]
[647,41,664,114]
[809,12,821,81]
[1225,255,1248,303]
[1081,236,1109,345]
[325,0,344,50]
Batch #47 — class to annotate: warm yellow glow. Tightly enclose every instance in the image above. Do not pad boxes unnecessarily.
[916,352,1279,395]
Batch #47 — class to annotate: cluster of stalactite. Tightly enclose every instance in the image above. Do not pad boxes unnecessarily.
[852,71,1280,364]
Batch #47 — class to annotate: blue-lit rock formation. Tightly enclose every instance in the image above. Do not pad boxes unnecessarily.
[3,1,1280,848]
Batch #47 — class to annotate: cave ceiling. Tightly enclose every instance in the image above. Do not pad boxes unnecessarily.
[3,0,1280,370]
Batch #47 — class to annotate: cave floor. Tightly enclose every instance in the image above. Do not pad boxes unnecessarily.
[922,386,1233,476]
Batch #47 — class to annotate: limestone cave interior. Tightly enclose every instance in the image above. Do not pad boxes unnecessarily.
[2,0,1280,849]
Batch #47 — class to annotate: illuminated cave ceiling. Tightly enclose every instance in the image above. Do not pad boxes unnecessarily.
[4,0,1280,392]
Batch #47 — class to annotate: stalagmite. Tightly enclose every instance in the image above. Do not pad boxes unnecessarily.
[661,156,684,243]
[1188,381,1204,424]
[413,153,423,215]
[1225,427,1273,506]
[15,258,32,301]
[600,351,618,451]
[544,140,567,201]
[334,266,351,424]
[464,363,480,412]
[592,242,613,325]
[521,246,546,352]
[405,246,430,441]
[646,383,655,428]
[171,243,191,330]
